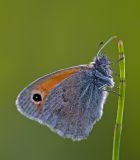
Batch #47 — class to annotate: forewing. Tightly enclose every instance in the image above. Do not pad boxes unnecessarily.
[16,66,83,121]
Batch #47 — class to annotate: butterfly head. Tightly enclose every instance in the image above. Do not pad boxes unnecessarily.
[95,53,110,66]
[91,53,112,74]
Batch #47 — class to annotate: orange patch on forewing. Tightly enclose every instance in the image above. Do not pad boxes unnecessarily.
[32,67,81,112]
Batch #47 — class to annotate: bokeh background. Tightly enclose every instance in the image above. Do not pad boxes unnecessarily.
[0,0,139,160]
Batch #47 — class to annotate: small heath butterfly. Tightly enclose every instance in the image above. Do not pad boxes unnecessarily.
[16,36,116,141]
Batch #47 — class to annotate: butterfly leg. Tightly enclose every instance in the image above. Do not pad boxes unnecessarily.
[99,84,120,96]
[103,89,120,96]
[108,55,124,65]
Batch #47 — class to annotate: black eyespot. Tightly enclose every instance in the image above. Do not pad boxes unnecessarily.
[32,93,42,102]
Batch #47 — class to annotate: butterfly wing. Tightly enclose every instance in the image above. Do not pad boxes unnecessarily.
[16,65,83,120]
[16,65,107,141]
[40,68,107,141]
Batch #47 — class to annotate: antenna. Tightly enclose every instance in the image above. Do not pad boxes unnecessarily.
[96,35,118,57]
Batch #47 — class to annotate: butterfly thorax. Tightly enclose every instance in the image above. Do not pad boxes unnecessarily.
[89,54,114,88]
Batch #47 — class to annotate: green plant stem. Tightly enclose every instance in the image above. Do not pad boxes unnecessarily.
[112,40,126,160]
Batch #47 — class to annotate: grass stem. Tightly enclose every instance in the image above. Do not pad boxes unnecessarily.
[112,40,126,160]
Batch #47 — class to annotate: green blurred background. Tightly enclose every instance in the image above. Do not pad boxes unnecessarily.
[0,0,139,160]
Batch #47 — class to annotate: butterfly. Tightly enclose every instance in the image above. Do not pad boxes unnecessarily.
[16,36,116,141]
